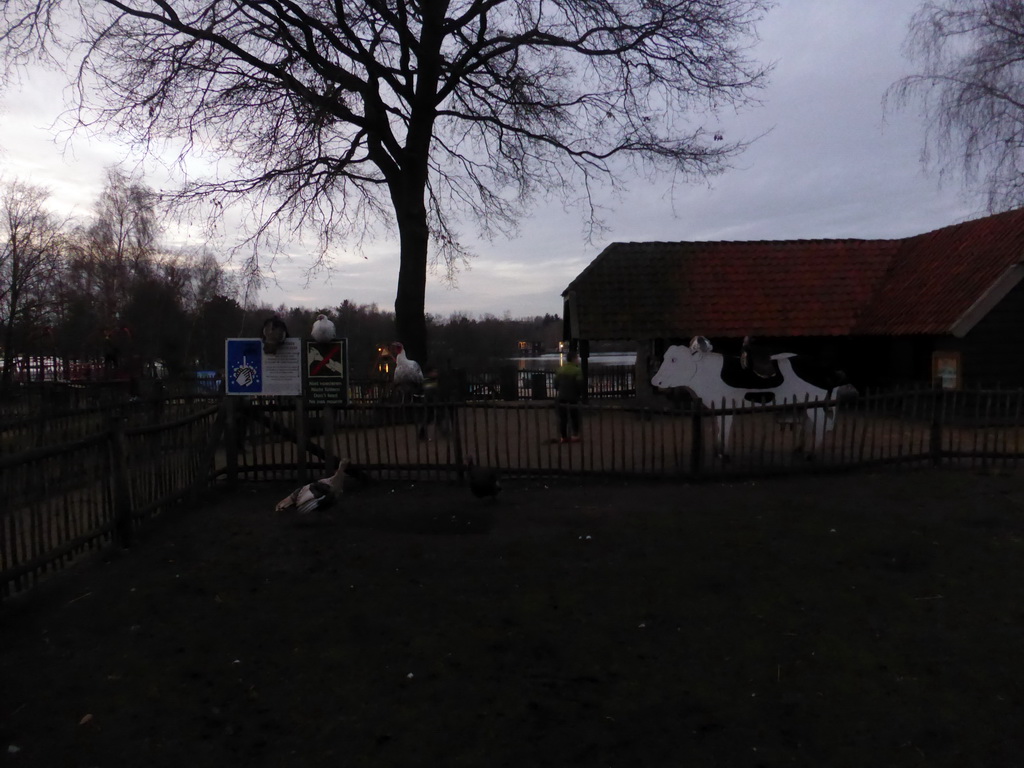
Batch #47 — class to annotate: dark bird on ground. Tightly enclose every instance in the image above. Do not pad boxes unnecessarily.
[467,456,501,500]
[276,459,349,518]
[342,462,373,485]
[262,316,289,354]
[311,314,336,343]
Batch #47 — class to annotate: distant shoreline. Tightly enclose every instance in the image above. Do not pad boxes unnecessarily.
[507,352,636,369]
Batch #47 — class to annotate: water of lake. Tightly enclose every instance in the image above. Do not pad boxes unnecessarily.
[507,352,636,371]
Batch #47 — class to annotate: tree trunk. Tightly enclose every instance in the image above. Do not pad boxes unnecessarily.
[0,324,14,395]
[392,186,430,365]
[384,5,442,367]
[1,261,21,396]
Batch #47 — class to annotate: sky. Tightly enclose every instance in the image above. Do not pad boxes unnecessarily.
[0,0,985,320]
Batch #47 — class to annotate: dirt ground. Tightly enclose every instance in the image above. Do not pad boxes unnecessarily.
[2,468,1024,767]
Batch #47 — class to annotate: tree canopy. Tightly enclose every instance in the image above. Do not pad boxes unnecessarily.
[2,0,771,361]
[1,167,569,391]
[890,0,1024,211]
[0,180,64,393]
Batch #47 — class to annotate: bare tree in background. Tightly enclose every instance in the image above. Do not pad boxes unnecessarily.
[87,167,160,327]
[0,180,64,394]
[56,168,159,371]
[161,246,240,366]
[890,0,1024,211]
[1,0,771,361]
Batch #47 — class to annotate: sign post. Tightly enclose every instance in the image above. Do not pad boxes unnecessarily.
[305,339,349,469]
[223,337,348,475]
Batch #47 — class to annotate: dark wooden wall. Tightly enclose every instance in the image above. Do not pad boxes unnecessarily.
[587,277,1024,391]
[957,280,1024,387]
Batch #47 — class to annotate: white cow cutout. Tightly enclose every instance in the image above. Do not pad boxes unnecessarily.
[652,337,854,458]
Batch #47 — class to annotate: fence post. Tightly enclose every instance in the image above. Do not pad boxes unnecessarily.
[192,403,226,503]
[929,389,943,467]
[499,367,519,401]
[690,406,703,477]
[224,396,239,487]
[530,373,547,401]
[323,405,337,470]
[452,402,465,480]
[108,415,134,548]
[295,396,309,484]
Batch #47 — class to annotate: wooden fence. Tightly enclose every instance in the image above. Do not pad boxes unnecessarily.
[510,365,635,400]
[220,387,1024,484]
[0,404,221,599]
[0,395,220,456]
[5,385,1024,600]
[344,365,636,404]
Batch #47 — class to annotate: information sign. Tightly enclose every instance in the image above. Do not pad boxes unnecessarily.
[305,339,349,405]
[224,337,302,396]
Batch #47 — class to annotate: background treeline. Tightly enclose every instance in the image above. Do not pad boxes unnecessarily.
[261,304,563,380]
[0,170,562,394]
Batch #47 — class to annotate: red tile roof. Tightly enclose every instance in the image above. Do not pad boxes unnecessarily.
[563,208,1024,340]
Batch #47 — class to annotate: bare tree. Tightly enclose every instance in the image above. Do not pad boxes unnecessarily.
[2,0,771,360]
[91,167,159,271]
[179,248,238,315]
[67,167,160,332]
[889,0,1024,210]
[160,245,239,364]
[90,167,159,324]
[0,180,65,393]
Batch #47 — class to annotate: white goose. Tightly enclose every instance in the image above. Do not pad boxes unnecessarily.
[389,341,424,390]
[275,459,349,518]
[311,314,336,343]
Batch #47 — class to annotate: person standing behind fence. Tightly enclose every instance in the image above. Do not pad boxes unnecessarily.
[555,352,583,443]
[418,365,443,440]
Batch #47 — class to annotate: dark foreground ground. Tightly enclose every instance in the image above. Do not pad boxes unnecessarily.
[2,469,1024,767]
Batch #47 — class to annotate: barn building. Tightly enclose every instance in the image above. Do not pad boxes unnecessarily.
[562,207,1024,395]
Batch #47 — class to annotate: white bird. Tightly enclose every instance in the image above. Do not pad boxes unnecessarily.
[389,341,424,390]
[311,314,336,343]
[262,316,289,354]
[275,459,349,518]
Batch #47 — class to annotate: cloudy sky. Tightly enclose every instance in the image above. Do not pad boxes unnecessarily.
[0,0,984,319]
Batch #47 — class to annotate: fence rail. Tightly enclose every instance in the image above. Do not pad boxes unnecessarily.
[5,386,1024,600]
[222,387,1024,484]
[343,365,636,404]
[1,405,221,599]
[0,395,221,456]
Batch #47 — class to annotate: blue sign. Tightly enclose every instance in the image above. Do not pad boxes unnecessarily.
[225,339,264,395]
[224,337,302,396]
